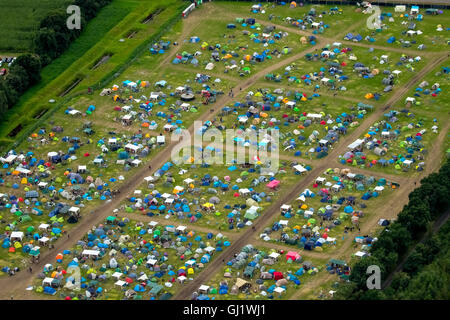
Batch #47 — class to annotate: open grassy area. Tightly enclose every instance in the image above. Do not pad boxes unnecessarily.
[31,217,232,300]
[265,43,428,104]
[201,244,326,300]
[168,16,310,78]
[212,1,367,36]
[349,6,450,52]
[118,152,310,233]
[210,83,374,159]
[402,60,450,113]
[337,60,449,177]
[261,168,400,253]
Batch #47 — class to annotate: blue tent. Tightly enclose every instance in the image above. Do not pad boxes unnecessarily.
[387,36,396,44]
[43,286,56,295]
[344,206,354,213]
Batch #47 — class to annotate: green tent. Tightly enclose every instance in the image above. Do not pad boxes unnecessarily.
[244,210,258,220]
[106,216,117,223]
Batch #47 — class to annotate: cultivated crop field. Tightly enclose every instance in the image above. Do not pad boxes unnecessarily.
[0,0,72,52]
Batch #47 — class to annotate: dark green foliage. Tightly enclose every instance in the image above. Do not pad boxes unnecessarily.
[5,65,29,94]
[13,54,42,85]
[337,159,450,300]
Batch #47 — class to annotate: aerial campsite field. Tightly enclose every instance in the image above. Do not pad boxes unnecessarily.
[0,0,448,302]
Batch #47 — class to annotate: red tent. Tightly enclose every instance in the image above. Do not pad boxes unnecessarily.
[273,272,283,280]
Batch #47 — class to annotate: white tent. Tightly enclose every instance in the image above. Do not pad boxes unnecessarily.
[10,231,24,241]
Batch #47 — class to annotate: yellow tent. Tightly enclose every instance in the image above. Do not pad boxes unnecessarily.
[187,268,194,275]
[365,93,374,99]
[301,204,308,210]
[21,178,27,184]
[301,96,307,101]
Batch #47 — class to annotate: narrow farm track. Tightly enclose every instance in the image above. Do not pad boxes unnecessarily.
[1,3,448,300]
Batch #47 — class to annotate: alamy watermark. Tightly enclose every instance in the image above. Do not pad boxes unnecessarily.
[67,5,81,30]
[170,121,280,174]
[366,265,381,289]
[366,5,381,30]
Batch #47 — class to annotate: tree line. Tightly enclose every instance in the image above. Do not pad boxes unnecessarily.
[334,158,450,300]
[0,0,112,119]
